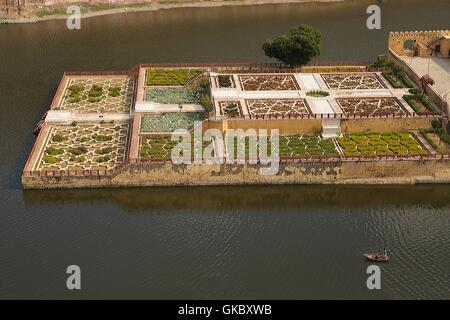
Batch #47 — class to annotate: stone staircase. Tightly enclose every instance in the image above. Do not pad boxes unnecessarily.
[322,119,341,139]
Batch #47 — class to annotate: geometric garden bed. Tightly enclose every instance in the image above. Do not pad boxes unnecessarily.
[37,122,129,171]
[337,131,429,157]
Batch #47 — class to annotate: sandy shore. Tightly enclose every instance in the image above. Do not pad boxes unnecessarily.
[1,0,344,24]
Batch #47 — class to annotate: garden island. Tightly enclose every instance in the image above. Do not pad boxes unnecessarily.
[22,28,450,188]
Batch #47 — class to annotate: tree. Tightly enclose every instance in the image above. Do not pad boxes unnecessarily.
[262,25,321,67]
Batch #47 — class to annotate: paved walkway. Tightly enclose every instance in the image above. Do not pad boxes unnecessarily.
[402,56,450,99]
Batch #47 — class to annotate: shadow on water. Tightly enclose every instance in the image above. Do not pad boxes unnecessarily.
[23,184,450,212]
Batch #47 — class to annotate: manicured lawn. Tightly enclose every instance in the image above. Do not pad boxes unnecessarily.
[146,69,201,86]
[337,132,429,157]
[144,87,203,104]
[140,112,205,133]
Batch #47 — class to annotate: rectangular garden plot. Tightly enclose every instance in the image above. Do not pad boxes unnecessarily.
[246,99,311,117]
[144,87,203,104]
[146,68,201,86]
[36,123,129,172]
[140,136,216,160]
[59,77,134,113]
[218,101,243,118]
[321,73,386,90]
[227,135,338,159]
[239,74,299,91]
[337,132,429,157]
[336,97,409,117]
[140,112,205,133]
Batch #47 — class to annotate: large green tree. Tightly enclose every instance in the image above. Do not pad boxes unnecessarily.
[262,25,321,67]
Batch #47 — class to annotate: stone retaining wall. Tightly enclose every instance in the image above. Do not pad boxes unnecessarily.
[22,159,450,189]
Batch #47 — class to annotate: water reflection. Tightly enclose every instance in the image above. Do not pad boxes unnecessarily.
[23,184,450,211]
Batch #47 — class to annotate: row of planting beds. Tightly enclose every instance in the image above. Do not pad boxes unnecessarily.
[144,87,204,104]
[403,88,439,113]
[140,112,205,133]
[337,131,429,157]
[146,68,202,86]
[140,136,215,160]
[381,62,414,88]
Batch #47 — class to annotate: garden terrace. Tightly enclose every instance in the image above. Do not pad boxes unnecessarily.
[58,76,134,113]
[140,112,205,133]
[239,74,299,91]
[144,87,203,104]
[145,68,202,86]
[140,135,216,161]
[336,97,409,117]
[321,73,386,90]
[227,135,339,159]
[218,101,243,118]
[337,132,429,157]
[35,122,129,172]
[246,99,311,117]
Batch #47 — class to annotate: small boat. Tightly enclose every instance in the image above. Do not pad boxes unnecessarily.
[363,249,390,262]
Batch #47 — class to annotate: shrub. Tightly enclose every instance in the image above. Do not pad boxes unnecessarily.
[45,147,64,155]
[79,136,90,143]
[71,121,78,127]
[218,75,232,88]
[88,96,102,103]
[92,134,112,142]
[409,88,422,95]
[68,84,84,93]
[95,155,111,163]
[52,134,67,142]
[200,96,213,110]
[108,86,121,97]
[431,119,441,130]
[95,147,113,155]
[200,79,210,90]
[68,146,88,155]
[69,155,86,163]
[43,155,60,164]
[306,90,329,97]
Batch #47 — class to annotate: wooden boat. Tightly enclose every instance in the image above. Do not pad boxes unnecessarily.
[363,251,390,262]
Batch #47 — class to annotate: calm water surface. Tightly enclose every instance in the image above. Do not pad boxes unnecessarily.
[1,0,450,299]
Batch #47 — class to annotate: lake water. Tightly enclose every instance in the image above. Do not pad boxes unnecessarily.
[1,0,449,299]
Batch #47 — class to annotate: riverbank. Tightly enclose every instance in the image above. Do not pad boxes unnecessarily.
[1,0,344,24]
